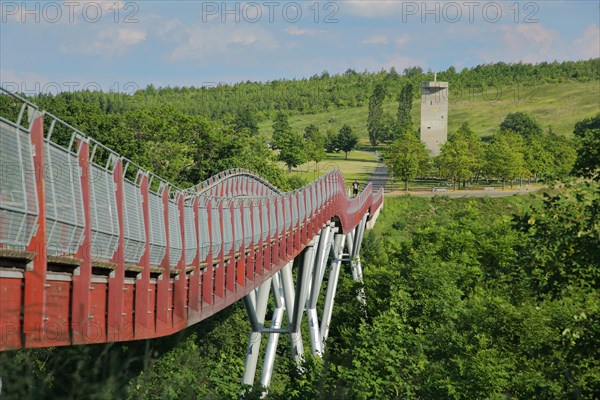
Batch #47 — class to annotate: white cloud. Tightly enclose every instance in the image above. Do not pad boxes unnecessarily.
[478,23,599,64]
[343,0,407,18]
[352,54,425,73]
[169,24,277,63]
[382,54,425,71]
[476,23,563,63]
[503,24,562,62]
[284,27,325,36]
[113,28,147,46]
[60,28,147,56]
[574,24,600,59]
[361,34,388,45]
[0,68,54,95]
[156,18,182,40]
[395,34,410,48]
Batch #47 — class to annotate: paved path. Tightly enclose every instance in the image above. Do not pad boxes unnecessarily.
[366,153,539,198]
[391,188,536,198]
[369,163,391,193]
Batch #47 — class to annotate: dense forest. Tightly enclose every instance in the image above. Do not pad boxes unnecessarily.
[28,59,599,119]
[0,59,599,398]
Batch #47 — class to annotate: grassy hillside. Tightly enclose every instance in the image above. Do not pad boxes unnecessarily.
[259,81,600,142]
[280,150,380,187]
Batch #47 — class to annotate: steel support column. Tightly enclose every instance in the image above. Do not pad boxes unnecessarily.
[259,274,285,388]
[241,278,272,386]
[320,233,345,345]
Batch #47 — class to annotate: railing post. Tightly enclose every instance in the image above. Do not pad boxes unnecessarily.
[189,196,201,313]
[155,185,171,333]
[72,138,92,344]
[214,200,225,302]
[23,113,47,346]
[236,200,247,288]
[173,192,187,327]
[246,200,256,282]
[133,173,152,337]
[107,159,125,342]
[202,198,214,308]
[255,200,264,278]
[226,200,236,293]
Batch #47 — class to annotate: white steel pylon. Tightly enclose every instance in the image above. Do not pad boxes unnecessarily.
[241,217,369,389]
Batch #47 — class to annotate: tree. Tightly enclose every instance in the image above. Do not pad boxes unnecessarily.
[379,113,398,143]
[545,129,577,178]
[367,83,386,146]
[403,66,423,78]
[324,128,340,153]
[572,113,600,181]
[484,130,528,189]
[515,182,600,296]
[396,83,414,135]
[272,111,307,172]
[499,112,543,138]
[272,110,291,138]
[384,133,430,191]
[524,127,577,181]
[233,108,259,135]
[338,125,359,160]
[437,122,483,189]
[304,124,326,165]
[522,134,554,181]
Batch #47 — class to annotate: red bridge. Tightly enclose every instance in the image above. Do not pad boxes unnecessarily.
[0,87,383,387]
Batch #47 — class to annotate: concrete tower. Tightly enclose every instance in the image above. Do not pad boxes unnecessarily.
[420,75,448,156]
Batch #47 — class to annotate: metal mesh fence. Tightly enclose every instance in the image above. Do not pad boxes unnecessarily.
[317,181,323,208]
[276,199,284,234]
[261,202,269,240]
[211,207,222,257]
[305,187,312,217]
[168,199,182,267]
[291,195,298,227]
[269,201,276,237]
[233,206,243,251]
[122,180,145,263]
[284,196,291,230]
[198,204,209,261]
[252,202,261,243]
[147,191,166,265]
[244,203,253,245]
[222,206,233,254]
[44,142,84,256]
[89,164,119,260]
[298,191,306,223]
[0,120,38,249]
[184,203,197,264]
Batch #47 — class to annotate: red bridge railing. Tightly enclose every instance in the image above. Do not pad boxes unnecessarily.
[0,88,383,350]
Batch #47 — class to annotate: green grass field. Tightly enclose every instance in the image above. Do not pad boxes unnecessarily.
[282,150,379,188]
[259,81,600,141]
[263,80,599,187]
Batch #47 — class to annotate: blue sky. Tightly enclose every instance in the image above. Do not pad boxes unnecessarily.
[1,1,598,94]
